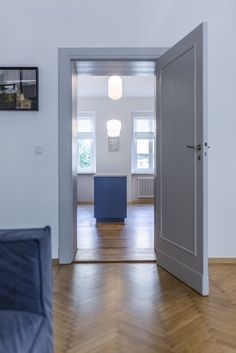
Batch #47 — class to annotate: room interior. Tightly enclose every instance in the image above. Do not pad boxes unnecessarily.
[75,74,156,262]
[0,1,236,353]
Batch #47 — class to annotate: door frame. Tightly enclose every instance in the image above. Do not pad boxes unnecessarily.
[58,47,167,264]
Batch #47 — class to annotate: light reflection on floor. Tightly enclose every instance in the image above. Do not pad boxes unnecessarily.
[77,203,154,251]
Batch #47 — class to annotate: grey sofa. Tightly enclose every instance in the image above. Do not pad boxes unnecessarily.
[0,227,53,353]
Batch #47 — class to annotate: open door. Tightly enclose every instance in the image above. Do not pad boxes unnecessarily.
[155,23,208,295]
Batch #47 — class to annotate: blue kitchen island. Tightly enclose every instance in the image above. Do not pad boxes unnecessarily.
[94,174,127,223]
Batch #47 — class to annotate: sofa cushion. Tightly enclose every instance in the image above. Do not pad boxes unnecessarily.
[0,310,44,353]
[0,240,43,314]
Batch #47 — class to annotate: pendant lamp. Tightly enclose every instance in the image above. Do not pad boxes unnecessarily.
[108,76,122,100]
[107,119,121,137]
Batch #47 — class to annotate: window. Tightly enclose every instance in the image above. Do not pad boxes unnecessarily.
[132,113,155,173]
[77,112,96,173]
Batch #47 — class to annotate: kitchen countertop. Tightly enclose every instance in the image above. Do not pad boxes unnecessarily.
[94,174,127,177]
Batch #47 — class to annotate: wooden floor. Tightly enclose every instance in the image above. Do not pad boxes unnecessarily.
[54,263,236,353]
[75,203,156,262]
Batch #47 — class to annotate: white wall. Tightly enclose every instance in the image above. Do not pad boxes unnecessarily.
[77,97,154,203]
[77,175,94,202]
[0,0,236,258]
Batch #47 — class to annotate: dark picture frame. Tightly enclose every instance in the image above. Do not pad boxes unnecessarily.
[0,67,38,111]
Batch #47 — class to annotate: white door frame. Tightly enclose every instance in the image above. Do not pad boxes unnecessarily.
[58,47,167,264]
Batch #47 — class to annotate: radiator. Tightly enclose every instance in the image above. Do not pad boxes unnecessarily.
[137,177,154,198]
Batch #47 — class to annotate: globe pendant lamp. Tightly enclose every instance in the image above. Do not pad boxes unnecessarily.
[107,119,121,137]
[108,76,122,100]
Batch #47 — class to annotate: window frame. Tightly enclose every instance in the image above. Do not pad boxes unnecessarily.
[77,111,96,174]
[132,112,155,174]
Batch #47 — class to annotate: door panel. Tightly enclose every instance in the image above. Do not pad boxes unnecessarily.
[156,23,208,295]
[162,46,196,254]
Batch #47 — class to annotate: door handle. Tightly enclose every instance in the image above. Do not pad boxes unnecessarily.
[186,144,202,151]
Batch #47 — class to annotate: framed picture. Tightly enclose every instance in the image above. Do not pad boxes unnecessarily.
[0,67,38,111]
[108,137,119,152]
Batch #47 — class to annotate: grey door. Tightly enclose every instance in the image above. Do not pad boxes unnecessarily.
[155,23,208,295]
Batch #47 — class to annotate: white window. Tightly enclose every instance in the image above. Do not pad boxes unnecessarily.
[132,113,155,173]
[77,112,96,173]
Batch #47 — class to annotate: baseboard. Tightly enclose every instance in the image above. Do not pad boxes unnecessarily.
[130,199,154,204]
[77,201,94,205]
[52,259,59,266]
[208,258,236,264]
[78,200,154,205]
[53,257,236,266]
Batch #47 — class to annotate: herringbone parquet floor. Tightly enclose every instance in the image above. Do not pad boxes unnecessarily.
[54,263,236,353]
[75,204,156,262]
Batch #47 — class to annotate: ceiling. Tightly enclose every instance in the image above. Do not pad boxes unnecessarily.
[77,76,155,98]
[76,61,155,76]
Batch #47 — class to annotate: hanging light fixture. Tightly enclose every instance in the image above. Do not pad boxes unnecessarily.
[108,76,122,100]
[107,118,121,137]
[107,76,122,138]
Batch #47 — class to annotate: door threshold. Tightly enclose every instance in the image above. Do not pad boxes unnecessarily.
[73,259,156,264]
[75,248,156,263]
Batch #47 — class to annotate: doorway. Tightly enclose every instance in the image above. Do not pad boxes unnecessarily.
[58,49,166,266]
[75,73,156,262]
[58,23,208,295]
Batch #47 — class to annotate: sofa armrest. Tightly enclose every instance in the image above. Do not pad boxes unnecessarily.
[0,226,52,321]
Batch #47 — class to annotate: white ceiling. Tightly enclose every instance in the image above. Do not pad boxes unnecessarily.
[77,76,155,98]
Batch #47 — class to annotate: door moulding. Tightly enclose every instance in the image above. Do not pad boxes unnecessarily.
[58,47,168,264]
